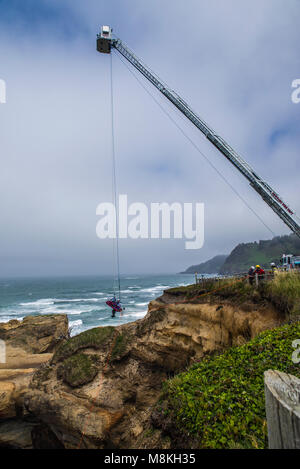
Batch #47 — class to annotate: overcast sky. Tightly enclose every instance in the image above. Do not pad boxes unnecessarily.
[0,0,299,277]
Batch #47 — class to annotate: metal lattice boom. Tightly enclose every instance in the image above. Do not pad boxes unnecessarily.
[97,26,300,238]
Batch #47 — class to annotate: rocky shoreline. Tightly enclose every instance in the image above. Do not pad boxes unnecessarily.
[0,289,282,449]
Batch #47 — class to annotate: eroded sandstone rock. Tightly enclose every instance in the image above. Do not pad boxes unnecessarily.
[0,314,68,448]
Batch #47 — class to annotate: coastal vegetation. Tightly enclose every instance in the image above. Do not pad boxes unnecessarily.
[57,353,99,387]
[160,321,300,449]
[52,326,115,363]
[264,271,300,317]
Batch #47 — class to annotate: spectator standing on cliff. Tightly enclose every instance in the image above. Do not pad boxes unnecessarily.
[254,265,265,282]
[270,262,277,274]
[248,266,255,285]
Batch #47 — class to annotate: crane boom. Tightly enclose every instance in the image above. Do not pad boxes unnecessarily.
[97,26,300,238]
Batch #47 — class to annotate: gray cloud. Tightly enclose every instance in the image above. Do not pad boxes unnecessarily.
[0,0,299,276]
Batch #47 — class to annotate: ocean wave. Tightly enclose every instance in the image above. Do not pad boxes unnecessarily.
[138,285,170,293]
[123,310,147,318]
[69,319,83,336]
[0,316,24,323]
[41,306,96,315]
[69,319,83,327]
[19,299,55,307]
[53,298,101,304]
[19,298,103,309]
[98,316,113,321]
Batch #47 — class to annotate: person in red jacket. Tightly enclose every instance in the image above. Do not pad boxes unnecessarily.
[254,265,265,281]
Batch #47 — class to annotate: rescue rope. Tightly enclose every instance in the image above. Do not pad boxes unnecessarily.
[110,52,121,300]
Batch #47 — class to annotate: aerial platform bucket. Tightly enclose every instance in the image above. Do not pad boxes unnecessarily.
[97,25,112,54]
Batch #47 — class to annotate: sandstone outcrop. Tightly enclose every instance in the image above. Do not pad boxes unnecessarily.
[0,314,68,354]
[0,314,68,448]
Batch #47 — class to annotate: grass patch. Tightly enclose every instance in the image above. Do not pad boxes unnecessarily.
[166,278,240,297]
[111,332,129,360]
[166,278,260,304]
[167,273,300,316]
[52,326,115,363]
[57,353,98,387]
[263,272,300,316]
[161,321,300,449]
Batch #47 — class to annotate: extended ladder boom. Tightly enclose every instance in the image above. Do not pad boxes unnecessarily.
[97,27,300,238]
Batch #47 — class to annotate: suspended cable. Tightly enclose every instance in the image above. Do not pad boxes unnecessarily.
[114,50,276,238]
[110,52,121,300]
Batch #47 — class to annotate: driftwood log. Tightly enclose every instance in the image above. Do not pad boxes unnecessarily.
[264,370,300,449]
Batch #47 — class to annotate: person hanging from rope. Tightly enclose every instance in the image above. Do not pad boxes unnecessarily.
[106,296,123,318]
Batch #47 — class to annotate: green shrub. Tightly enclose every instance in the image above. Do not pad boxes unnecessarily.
[52,326,115,363]
[57,353,98,387]
[162,322,300,449]
[111,332,128,360]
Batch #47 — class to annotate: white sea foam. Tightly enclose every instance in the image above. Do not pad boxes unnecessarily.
[132,311,147,318]
[19,299,55,307]
[135,302,148,306]
[41,306,95,315]
[123,310,147,319]
[70,319,83,327]
[54,298,100,303]
[69,319,83,335]
[0,316,24,323]
[20,297,102,308]
[138,285,170,293]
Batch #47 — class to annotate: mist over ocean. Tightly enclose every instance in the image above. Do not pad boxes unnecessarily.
[0,274,196,335]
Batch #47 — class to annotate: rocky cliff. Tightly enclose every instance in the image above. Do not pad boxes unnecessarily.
[0,289,282,449]
[0,315,68,448]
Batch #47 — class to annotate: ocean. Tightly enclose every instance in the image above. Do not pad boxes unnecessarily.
[0,274,196,335]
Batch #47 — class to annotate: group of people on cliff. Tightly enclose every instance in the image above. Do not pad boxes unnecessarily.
[248,264,265,285]
[248,262,278,285]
